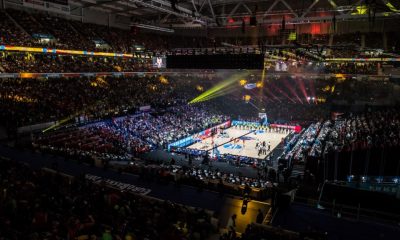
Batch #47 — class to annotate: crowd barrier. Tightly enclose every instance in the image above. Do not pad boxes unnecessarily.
[232,120,302,133]
[270,124,302,133]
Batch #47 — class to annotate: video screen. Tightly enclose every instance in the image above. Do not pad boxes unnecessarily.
[275,61,288,72]
[152,56,166,68]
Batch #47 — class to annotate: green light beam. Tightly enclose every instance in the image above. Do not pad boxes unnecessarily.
[189,72,247,104]
[191,86,239,103]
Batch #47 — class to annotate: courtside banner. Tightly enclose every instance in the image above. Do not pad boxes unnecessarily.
[167,120,231,151]
[0,45,134,58]
[231,120,260,127]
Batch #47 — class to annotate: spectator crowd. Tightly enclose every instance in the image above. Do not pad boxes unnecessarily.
[33,105,228,157]
[0,75,182,130]
[0,53,151,73]
[1,5,399,240]
[0,158,217,240]
[277,108,400,182]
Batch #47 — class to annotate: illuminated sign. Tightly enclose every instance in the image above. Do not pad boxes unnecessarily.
[244,83,257,90]
[326,58,400,62]
[288,32,297,41]
[152,56,166,68]
[0,45,135,58]
[86,174,151,195]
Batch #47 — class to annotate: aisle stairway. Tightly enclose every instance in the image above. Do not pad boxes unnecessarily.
[291,164,305,178]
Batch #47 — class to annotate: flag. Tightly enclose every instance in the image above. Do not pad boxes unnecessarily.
[333,13,336,32]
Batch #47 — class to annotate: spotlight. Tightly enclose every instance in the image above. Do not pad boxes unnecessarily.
[361,176,367,182]
[159,75,168,84]
[347,175,354,183]
[243,95,251,102]
[239,79,247,86]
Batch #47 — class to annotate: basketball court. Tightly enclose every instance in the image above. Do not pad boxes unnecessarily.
[187,127,289,159]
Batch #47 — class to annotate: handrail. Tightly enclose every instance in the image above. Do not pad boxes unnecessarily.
[295,196,400,222]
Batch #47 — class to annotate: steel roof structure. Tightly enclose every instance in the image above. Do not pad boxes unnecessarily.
[67,0,400,28]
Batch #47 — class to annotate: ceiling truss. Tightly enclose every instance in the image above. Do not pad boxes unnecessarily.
[69,0,400,28]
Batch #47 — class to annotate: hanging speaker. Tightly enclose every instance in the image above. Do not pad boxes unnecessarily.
[250,16,257,26]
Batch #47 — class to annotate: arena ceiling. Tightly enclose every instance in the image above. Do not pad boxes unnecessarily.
[69,0,400,28]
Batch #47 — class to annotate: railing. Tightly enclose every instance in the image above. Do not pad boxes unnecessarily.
[334,177,400,196]
[295,196,400,225]
[0,71,155,79]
